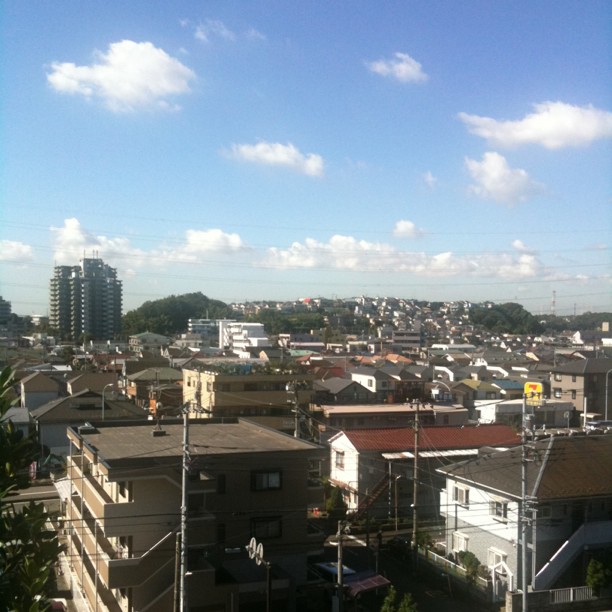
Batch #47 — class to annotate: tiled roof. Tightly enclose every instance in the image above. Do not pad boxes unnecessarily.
[342,424,519,453]
[440,434,612,501]
[552,358,612,375]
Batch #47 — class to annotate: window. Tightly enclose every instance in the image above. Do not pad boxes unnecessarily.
[554,388,562,398]
[217,474,226,494]
[368,380,373,388]
[571,390,576,400]
[571,375,577,383]
[539,504,552,519]
[251,517,282,539]
[244,383,258,391]
[490,499,508,522]
[335,450,345,470]
[453,485,469,507]
[251,470,282,491]
[554,373,562,381]
[488,548,507,570]
[452,531,469,552]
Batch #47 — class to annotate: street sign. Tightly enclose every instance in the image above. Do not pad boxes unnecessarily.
[524,382,543,406]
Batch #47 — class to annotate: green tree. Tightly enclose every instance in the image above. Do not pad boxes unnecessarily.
[380,586,418,612]
[325,486,347,521]
[457,550,481,584]
[586,553,612,595]
[0,366,64,611]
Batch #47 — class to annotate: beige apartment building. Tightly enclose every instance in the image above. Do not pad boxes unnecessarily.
[183,366,314,435]
[65,418,325,611]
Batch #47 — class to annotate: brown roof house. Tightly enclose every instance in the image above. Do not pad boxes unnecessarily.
[30,390,147,457]
[20,371,61,409]
[438,434,612,605]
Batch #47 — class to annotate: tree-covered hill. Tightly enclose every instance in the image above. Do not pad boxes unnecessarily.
[468,302,543,334]
[122,292,232,336]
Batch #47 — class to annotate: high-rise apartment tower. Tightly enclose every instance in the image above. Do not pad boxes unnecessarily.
[49,257,122,340]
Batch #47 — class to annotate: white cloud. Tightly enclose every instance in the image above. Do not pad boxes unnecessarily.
[465,152,542,204]
[50,219,247,272]
[423,171,437,188]
[393,220,424,238]
[229,141,324,177]
[261,235,544,280]
[366,52,428,83]
[47,40,196,112]
[195,19,236,43]
[459,101,612,149]
[0,240,34,262]
[511,239,534,253]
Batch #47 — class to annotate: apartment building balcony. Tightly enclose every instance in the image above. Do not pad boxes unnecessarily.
[68,455,139,537]
[68,494,179,590]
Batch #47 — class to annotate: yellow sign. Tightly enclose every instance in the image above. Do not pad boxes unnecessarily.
[524,382,543,405]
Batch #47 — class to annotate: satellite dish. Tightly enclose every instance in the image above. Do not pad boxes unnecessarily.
[247,537,257,559]
[256,542,264,566]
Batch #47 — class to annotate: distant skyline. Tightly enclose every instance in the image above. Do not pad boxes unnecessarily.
[1,1,611,316]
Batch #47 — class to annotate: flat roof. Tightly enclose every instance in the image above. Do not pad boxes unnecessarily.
[70,418,322,466]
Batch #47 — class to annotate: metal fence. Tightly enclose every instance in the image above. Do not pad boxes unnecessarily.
[549,585,595,604]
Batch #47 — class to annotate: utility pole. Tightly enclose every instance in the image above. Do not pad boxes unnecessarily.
[179,407,189,612]
[336,520,345,612]
[412,401,420,565]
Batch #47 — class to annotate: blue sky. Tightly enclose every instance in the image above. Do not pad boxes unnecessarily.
[1,0,611,317]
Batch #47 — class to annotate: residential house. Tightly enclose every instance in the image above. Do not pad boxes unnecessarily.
[128,332,171,353]
[20,371,61,409]
[328,424,519,521]
[312,377,374,405]
[549,358,612,421]
[438,435,612,602]
[66,372,118,395]
[64,418,325,612]
[30,390,147,457]
[124,366,183,411]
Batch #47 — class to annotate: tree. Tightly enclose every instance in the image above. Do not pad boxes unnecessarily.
[0,366,64,611]
[380,586,418,612]
[325,486,347,521]
[457,550,481,584]
[586,553,612,595]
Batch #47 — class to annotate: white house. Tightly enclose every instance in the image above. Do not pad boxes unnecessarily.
[438,434,612,602]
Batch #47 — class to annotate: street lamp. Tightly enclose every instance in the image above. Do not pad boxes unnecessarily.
[102,383,115,420]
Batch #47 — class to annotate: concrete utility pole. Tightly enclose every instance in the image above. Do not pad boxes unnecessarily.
[412,401,420,566]
[179,407,189,612]
[336,520,345,612]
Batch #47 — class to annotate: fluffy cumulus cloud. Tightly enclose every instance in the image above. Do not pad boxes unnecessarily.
[0,240,34,262]
[465,152,542,204]
[229,141,324,177]
[393,220,424,238]
[262,235,544,280]
[50,218,147,266]
[50,219,247,272]
[459,101,612,149]
[47,40,196,112]
[366,52,428,83]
